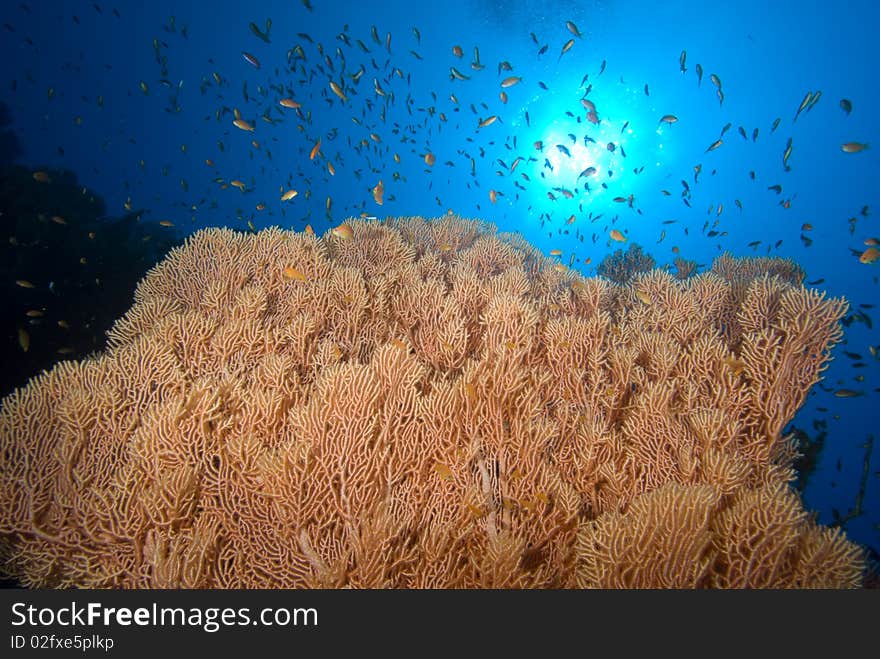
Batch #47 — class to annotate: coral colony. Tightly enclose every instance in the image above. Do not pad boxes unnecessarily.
[0,217,864,587]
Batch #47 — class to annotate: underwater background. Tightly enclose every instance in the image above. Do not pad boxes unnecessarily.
[1,0,877,562]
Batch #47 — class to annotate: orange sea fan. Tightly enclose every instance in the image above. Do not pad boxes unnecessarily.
[0,215,864,588]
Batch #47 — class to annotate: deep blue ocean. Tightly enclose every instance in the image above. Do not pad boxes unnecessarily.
[1,0,877,559]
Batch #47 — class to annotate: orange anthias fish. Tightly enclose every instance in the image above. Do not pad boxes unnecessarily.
[841,142,869,153]
[609,229,627,242]
[331,223,353,240]
[17,328,29,353]
[859,247,880,264]
[372,179,384,205]
[433,462,454,480]
[309,138,321,160]
[283,266,307,282]
[279,98,301,108]
[478,115,498,129]
[424,152,436,166]
[233,118,255,132]
[281,188,298,201]
[329,80,347,102]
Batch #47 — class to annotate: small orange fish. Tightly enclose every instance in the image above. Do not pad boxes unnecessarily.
[489,189,497,203]
[159,220,174,227]
[500,76,522,88]
[304,224,315,236]
[424,152,436,166]
[478,115,498,129]
[549,248,562,256]
[331,223,353,240]
[232,119,254,133]
[57,319,70,329]
[51,215,66,225]
[15,279,36,289]
[452,45,463,57]
[233,118,254,132]
[859,247,880,264]
[327,161,336,176]
[32,171,50,183]
[372,179,384,205]
[659,114,678,125]
[25,310,44,317]
[283,266,307,282]
[17,328,29,353]
[281,188,298,201]
[329,80,347,102]
[723,355,746,376]
[433,462,453,480]
[841,142,868,153]
[609,229,627,242]
[560,38,575,59]
[242,51,260,68]
[309,138,321,160]
[279,98,301,108]
[833,389,863,398]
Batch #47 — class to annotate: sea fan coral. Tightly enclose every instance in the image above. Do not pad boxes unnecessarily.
[597,242,655,284]
[0,216,864,588]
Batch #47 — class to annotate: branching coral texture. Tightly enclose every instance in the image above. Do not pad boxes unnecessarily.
[597,242,655,284]
[0,216,864,588]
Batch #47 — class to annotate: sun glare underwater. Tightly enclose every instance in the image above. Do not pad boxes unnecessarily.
[0,0,877,586]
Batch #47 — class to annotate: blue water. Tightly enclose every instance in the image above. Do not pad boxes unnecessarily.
[1,0,877,553]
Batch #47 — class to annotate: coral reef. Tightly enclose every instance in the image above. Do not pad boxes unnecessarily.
[671,256,698,280]
[711,251,805,286]
[0,216,864,588]
[597,242,655,284]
